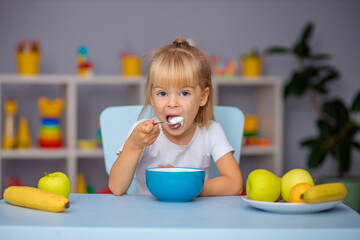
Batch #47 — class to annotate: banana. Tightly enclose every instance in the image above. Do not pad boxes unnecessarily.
[3,186,69,212]
[301,183,347,203]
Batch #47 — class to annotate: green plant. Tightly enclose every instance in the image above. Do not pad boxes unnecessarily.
[265,22,360,178]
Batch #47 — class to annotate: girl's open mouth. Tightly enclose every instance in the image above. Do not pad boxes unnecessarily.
[167,115,183,129]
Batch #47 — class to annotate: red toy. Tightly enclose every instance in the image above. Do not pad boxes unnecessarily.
[6,176,23,187]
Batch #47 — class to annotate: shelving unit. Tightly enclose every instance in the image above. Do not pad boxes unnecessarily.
[0,74,283,194]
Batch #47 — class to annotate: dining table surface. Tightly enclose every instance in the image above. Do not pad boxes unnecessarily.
[0,193,359,240]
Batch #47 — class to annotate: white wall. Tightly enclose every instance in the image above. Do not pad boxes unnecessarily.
[0,0,359,190]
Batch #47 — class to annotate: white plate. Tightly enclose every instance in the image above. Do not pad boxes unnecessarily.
[242,196,342,214]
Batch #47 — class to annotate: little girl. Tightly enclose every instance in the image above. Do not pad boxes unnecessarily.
[109,39,243,196]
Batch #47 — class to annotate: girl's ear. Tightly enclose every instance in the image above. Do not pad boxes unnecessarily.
[150,95,154,106]
[200,87,210,107]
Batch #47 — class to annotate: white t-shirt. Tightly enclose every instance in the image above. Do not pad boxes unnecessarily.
[118,119,234,195]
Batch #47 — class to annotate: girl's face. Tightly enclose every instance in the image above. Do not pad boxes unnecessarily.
[150,83,209,144]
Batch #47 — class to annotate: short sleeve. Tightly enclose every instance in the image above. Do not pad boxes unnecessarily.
[207,121,235,162]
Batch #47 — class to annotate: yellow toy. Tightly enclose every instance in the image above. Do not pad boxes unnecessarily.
[2,99,18,149]
[38,97,63,118]
[244,115,259,145]
[241,49,262,77]
[16,116,32,149]
[38,97,64,148]
[76,172,87,193]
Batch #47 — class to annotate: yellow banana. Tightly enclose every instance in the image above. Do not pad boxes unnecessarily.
[3,186,69,212]
[301,183,347,203]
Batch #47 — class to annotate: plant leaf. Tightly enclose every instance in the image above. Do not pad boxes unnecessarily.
[265,47,289,55]
[300,22,314,46]
[323,99,349,128]
[319,69,339,84]
[301,137,320,147]
[293,71,308,96]
[312,83,328,94]
[351,90,360,113]
[317,119,333,138]
[310,54,330,61]
[292,22,314,59]
[307,146,327,168]
[293,43,311,59]
[284,72,304,98]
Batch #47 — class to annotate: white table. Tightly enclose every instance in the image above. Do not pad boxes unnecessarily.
[0,194,359,240]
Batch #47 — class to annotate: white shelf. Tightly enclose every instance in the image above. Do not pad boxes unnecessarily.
[76,149,104,158]
[241,146,275,156]
[0,148,69,159]
[0,74,283,193]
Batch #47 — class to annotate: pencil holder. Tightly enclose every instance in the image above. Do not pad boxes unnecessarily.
[241,55,261,77]
[122,56,141,76]
[16,52,40,75]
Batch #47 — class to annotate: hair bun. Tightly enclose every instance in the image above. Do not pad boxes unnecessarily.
[173,38,189,47]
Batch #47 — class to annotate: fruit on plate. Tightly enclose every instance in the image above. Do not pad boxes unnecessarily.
[301,183,347,203]
[281,169,314,202]
[246,169,280,202]
[38,172,71,198]
[3,186,69,212]
[289,183,313,203]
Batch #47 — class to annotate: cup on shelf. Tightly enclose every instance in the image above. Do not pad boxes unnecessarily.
[16,52,41,75]
[241,50,262,78]
[122,56,141,77]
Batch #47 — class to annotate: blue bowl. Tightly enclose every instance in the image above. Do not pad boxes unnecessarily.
[146,167,205,202]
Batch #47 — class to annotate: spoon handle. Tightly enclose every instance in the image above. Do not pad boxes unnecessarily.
[154,121,170,125]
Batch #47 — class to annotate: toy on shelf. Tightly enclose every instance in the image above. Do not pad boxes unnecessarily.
[38,97,64,148]
[6,176,23,187]
[243,115,259,145]
[209,56,238,77]
[16,116,32,149]
[98,186,112,194]
[2,99,17,149]
[77,139,98,150]
[76,172,87,193]
[15,39,41,75]
[241,49,262,77]
[120,52,142,77]
[97,122,102,148]
[77,46,93,78]
[243,115,270,147]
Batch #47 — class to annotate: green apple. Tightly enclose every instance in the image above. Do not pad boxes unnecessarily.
[281,168,314,202]
[246,169,281,202]
[38,172,71,198]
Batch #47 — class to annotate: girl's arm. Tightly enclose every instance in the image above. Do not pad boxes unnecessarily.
[199,152,243,196]
[108,120,160,196]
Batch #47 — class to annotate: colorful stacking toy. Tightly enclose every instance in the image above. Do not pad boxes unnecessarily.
[38,97,64,148]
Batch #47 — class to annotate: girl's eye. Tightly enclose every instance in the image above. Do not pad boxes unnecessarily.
[158,92,167,96]
[181,91,190,97]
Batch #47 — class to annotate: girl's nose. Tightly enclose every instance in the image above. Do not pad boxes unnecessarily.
[167,96,179,108]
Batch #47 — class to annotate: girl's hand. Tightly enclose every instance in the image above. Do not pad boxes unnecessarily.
[157,164,174,167]
[128,120,160,150]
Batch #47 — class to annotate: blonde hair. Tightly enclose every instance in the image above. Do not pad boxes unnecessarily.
[141,39,214,127]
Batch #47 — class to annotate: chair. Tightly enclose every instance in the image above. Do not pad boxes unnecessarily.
[100,105,244,194]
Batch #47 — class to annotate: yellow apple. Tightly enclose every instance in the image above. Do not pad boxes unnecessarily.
[281,168,314,202]
[246,169,281,202]
[38,172,71,198]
